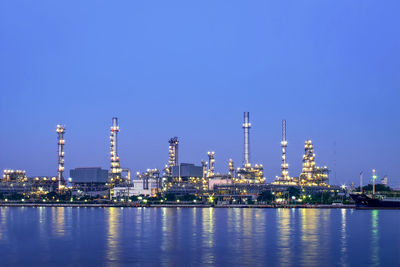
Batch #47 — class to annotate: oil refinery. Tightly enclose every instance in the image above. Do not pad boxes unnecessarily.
[0,112,370,204]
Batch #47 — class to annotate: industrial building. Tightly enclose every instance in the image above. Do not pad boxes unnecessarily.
[113,179,160,198]
[70,167,109,184]
[171,163,203,180]
[2,170,27,182]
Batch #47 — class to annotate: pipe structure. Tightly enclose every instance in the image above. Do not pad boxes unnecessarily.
[110,117,121,183]
[242,112,251,166]
[56,125,66,190]
[280,120,290,180]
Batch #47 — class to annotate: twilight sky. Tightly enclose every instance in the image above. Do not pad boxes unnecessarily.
[0,1,399,187]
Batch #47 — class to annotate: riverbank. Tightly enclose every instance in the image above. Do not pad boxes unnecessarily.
[0,202,357,209]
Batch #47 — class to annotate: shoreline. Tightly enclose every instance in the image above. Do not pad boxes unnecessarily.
[0,203,398,209]
[0,202,358,209]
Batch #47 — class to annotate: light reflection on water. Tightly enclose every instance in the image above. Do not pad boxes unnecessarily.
[0,207,398,266]
[371,210,379,267]
[340,209,347,267]
[277,208,291,267]
[52,207,65,237]
[300,208,319,266]
[106,207,120,265]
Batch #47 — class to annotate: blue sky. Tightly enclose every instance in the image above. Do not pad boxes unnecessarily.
[0,1,399,187]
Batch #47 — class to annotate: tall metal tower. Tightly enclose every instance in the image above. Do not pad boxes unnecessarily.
[280,120,290,180]
[243,112,251,167]
[168,137,179,167]
[207,151,215,177]
[110,117,122,183]
[56,125,66,190]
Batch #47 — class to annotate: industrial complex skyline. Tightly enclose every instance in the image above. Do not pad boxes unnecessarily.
[0,1,399,187]
[0,112,396,188]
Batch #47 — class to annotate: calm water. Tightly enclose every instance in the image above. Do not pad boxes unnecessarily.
[0,207,399,266]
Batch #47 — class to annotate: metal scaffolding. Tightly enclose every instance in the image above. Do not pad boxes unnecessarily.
[56,125,66,190]
[110,117,122,184]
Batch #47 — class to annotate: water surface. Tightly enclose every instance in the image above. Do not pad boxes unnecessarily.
[0,207,398,266]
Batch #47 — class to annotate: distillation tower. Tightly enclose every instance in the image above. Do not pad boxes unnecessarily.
[110,117,122,184]
[299,140,329,186]
[168,137,179,168]
[165,137,179,177]
[207,151,215,178]
[299,140,316,184]
[56,125,66,190]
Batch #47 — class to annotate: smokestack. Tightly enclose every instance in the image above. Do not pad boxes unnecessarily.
[243,112,251,166]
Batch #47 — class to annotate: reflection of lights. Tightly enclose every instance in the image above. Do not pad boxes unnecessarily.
[371,210,379,266]
[340,209,347,265]
[277,209,291,266]
[52,207,65,237]
[107,208,120,263]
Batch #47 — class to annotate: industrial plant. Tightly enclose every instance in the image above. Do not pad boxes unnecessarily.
[0,112,371,205]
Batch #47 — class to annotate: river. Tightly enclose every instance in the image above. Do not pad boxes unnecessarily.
[0,207,398,266]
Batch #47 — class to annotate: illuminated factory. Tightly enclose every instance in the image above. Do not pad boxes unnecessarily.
[163,137,207,195]
[0,113,339,202]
